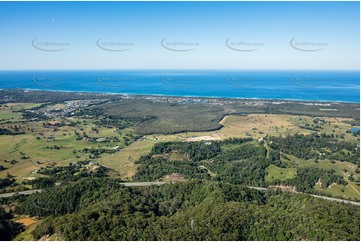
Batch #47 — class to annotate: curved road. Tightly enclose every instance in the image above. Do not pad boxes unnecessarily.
[1,182,359,206]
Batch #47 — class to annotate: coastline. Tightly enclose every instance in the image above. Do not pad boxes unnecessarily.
[2,87,359,105]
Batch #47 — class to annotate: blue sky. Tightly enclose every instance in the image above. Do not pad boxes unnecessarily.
[0,1,359,70]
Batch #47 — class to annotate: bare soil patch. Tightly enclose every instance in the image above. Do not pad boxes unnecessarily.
[16,217,38,227]
[162,173,187,183]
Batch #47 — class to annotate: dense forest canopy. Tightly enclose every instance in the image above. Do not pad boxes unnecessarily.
[9,178,360,241]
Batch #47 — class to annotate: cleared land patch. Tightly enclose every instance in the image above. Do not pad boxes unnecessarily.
[15,217,38,227]
[265,164,297,182]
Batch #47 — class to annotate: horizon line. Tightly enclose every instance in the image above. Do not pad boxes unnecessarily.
[0,68,359,72]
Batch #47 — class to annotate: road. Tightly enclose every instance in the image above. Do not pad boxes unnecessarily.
[0,182,165,198]
[310,194,360,206]
[0,182,359,206]
[120,182,166,187]
[0,189,42,198]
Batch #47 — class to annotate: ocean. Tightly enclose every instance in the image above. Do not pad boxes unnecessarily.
[0,70,359,103]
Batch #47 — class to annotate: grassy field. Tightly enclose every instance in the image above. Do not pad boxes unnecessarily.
[219,114,358,142]
[0,103,41,123]
[0,115,137,181]
[281,154,360,199]
[264,162,359,200]
[281,154,359,180]
[265,164,297,182]
[314,183,359,200]
[96,139,150,179]
[1,103,42,111]
[96,134,184,179]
